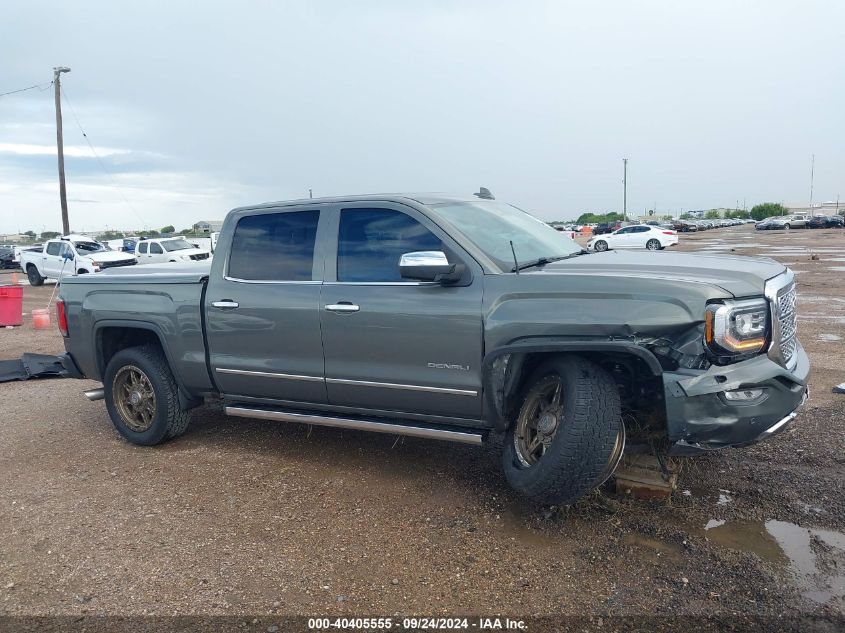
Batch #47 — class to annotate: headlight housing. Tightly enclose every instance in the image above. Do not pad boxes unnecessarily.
[704,298,769,357]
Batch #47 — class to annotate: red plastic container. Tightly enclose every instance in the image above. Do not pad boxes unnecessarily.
[0,285,24,326]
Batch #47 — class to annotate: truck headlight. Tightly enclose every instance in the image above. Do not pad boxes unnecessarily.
[704,298,768,355]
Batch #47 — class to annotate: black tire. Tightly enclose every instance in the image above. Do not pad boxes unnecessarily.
[594,240,608,252]
[502,356,622,505]
[646,239,661,251]
[26,265,44,286]
[103,344,190,446]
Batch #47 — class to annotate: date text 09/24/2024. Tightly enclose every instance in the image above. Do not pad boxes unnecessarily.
[307,617,527,630]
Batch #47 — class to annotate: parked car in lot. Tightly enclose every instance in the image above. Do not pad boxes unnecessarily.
[587,225,678,252]
[57,193,809,505]
[135,237,211,264]
[0,245,17,269]
[808,215,845,229]
[20,234,137,285]
[783,213,809,229]
[672,220,697,233]
[593,222,619,235]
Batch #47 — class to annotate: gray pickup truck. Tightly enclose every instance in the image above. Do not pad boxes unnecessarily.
[57,193,809,504]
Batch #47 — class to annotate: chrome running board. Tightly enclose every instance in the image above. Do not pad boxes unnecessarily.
[84,388,105,401]
[224,405,484,445]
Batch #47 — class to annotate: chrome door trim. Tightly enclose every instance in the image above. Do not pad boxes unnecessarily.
[211,300,239,309]
[223,276,322,285]
[325,377,477,396]
[215,368,324,382]
[323,281,439,287]
[225,406,484,445]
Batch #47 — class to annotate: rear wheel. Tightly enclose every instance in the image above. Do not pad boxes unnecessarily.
[103,344,190,446]
[502,356,623,504]
[594,240,608,252]
[646,239,661,251]
[26,265,44,286]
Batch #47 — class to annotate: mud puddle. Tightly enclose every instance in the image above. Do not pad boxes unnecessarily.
[695,519,845,604]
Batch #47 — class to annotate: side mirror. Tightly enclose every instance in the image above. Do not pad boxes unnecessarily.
[399,251,458,282]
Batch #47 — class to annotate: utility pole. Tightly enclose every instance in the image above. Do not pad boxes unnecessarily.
[53,66,71,235]
[622,158,628,221]
[809,154,815,212]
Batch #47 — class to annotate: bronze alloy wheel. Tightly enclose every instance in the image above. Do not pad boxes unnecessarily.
[594,422,626,485]
[112,365,157,432]
[514,375,564,467]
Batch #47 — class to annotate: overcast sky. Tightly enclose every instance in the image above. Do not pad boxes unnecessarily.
[1,0,843,234]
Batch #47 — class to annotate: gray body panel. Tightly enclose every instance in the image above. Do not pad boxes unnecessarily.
[58,193,810,450]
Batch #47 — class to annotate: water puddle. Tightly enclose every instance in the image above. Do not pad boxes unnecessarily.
[697,519,845,604]
[819,333,843,342]
[829,267,845,272]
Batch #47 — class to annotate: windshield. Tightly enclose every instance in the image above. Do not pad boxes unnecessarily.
[74,241,106,253]
[161,238,193,252]
[430,201,582,271]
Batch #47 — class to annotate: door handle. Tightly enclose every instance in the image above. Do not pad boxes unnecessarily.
[325,302,360,313]
[212,300,239,310]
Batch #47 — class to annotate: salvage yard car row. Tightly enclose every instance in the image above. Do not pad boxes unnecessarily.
[17,234,212,285]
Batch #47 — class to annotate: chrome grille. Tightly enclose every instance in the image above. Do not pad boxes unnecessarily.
[100,258,137,269]
[776,283,797,364]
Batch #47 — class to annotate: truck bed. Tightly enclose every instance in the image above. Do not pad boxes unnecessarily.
[59,263,214,396]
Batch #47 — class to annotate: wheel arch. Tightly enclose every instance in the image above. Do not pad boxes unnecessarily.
[94,320,200,410]
[482,340,663,431]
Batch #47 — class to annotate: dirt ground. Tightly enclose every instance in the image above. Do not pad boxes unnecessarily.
[1,225,843,630]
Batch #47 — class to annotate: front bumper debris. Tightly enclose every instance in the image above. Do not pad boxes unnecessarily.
[663,341,810,455]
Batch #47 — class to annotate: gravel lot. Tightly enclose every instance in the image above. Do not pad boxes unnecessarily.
[1,225,843,630]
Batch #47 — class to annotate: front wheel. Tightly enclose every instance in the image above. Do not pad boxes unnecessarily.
[26,265,44,286]
[593,240,608,252]
[502,356,623,505]
[103,344,190,446]
[646,239,661,251]
[784,223,791,230]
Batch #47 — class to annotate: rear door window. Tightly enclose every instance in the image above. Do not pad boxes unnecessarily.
[228,210,321,281]
[46,242,62,256]
[138,242,148,254]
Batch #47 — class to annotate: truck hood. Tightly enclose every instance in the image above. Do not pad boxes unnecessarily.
[531,250,786,298]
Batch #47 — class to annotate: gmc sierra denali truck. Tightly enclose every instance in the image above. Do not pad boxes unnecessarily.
[56,194,809,504]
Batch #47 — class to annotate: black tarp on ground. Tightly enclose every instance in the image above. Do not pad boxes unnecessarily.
[0,353,69,383]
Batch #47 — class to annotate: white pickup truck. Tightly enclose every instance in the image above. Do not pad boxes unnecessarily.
[135,236,211,265]
[20,234,137,285]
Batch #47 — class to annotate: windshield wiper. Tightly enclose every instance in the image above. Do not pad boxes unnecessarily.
[512,250,588,272]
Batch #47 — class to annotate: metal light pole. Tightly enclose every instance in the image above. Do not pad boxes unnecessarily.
[809,154,815,212]
[622,158,628,221]
[53,66,71,235]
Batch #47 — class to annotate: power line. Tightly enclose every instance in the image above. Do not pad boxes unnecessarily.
[59,85,149,229]
[0,81,53,98]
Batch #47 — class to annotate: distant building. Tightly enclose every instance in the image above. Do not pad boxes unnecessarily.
[788,202,842,216]
[193,220,224,234]
[0,233,32,243]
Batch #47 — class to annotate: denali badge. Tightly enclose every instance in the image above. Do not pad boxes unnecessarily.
[428,362,470,371]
